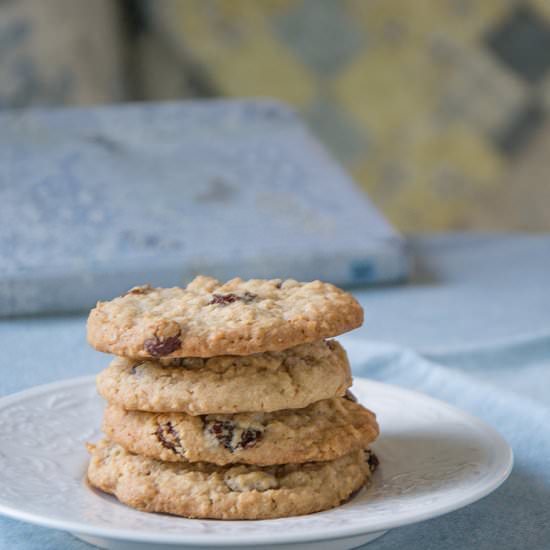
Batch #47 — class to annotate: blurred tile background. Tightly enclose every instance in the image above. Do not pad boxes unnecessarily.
[2,0,550,232]
[0,0,125,106]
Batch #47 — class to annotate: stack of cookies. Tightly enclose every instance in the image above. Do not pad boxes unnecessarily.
[86,276,379,519]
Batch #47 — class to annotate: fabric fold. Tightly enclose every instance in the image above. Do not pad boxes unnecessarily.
[342,338,550,550]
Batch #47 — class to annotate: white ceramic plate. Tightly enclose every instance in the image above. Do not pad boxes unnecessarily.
[0,376,512,550]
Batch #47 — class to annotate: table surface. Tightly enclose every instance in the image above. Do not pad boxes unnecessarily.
[1,233,549,549]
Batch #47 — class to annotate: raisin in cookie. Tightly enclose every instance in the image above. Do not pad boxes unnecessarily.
[102,397,379,466]
[96,340,351,414]
[87,276,363,358]
[87,439,377,519]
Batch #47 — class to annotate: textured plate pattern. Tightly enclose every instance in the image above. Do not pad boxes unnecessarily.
[0,377,512,546]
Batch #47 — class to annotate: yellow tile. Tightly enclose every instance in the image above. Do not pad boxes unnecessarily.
[437,44,528,136]
[538,71,550,111]
[351,122,504,231]
[202,0,294,18]
[213,43,315,105]
[410,124,503,186]
[531,0,550,21]
[334,46,437,140]
[171,1,257,58]
[352,157,457,231]
[392,185,468,231]
[349,0,511,45]
[168,1,316,106]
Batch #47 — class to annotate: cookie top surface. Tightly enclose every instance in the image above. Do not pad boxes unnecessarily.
[87,439,375,520]
[96,340,352,414]
[102,396,379,466]
[87,276,363,358]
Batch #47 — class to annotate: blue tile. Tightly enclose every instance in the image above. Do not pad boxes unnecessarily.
[486,5,550,83]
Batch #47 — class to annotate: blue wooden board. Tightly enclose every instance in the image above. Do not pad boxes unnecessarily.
[0,99,407,315]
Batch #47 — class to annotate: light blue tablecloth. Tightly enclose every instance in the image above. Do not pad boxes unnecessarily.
[0,234,549,549]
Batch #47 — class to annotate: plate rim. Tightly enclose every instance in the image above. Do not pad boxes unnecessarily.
[0,375,513,546]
